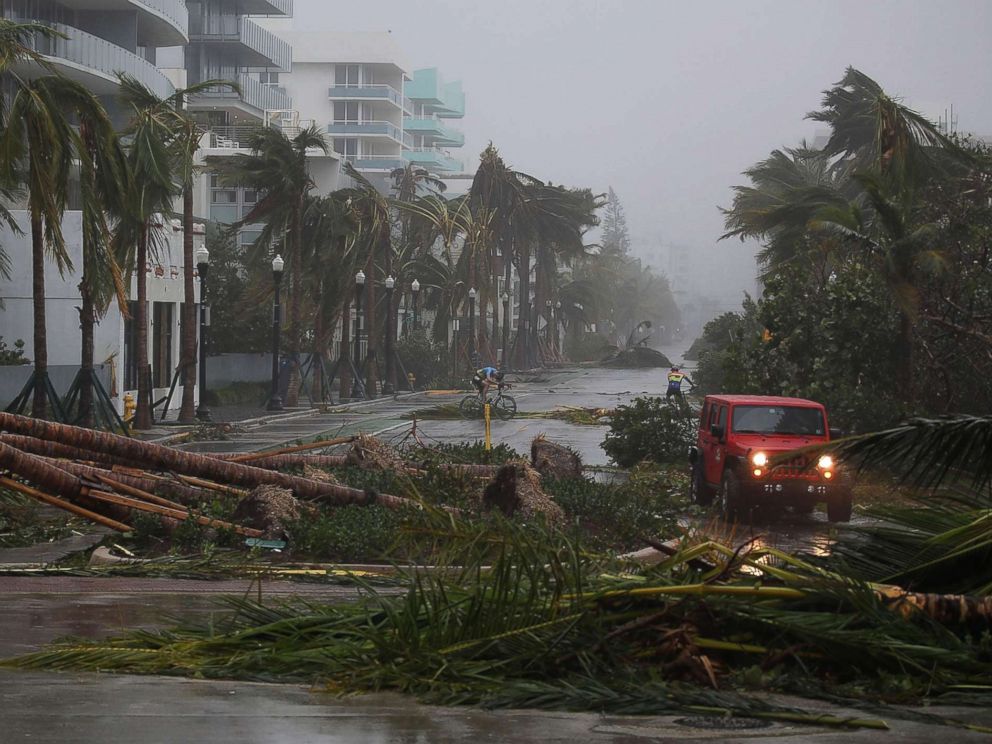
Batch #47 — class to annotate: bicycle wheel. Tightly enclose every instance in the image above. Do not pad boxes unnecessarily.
[492,394,517,420]
[459,395,482,419]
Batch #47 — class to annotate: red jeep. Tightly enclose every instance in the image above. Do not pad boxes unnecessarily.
[688,395,853,522]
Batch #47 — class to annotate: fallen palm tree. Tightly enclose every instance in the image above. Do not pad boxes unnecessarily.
[6,513,991,733]
[0,412,416,510]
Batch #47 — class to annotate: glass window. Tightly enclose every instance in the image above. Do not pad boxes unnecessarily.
[717,406,728,430]
[211,190,237,204]
[334,138,358,158]
[335,64,360,86]
[731,406,825,436]
[243,189,257,203]
[334,101,359,121]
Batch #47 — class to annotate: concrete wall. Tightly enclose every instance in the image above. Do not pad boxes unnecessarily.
[206,353,272,388]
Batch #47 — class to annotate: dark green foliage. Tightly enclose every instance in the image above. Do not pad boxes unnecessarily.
[0,488,78,547]
[286,504,403,563]
[204,381,269,407]
[693,266,907,431]
[407,441,521,467]
[545,466,689,551]
[0,336,28,365]
[124,498,240,555]
[563,330,613,362]
[396,330,452,389]
[203,223,271,354]
[602,396,696,467]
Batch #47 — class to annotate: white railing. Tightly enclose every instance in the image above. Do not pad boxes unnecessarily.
[132,0,188,37]
[22,21,174,99]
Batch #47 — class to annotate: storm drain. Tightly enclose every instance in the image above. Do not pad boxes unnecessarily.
[674,716,773,730]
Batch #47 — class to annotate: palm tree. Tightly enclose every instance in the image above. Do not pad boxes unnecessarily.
[722,68,971,399]
[115,75,236,423]
[115,86,179,429]
[0,19,65,282]
[0,76,84,419]
[206,125,328,406]
[68,89,129,428]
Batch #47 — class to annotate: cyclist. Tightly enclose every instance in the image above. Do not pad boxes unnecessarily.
[472,365,504,402]
[666,364,694,403]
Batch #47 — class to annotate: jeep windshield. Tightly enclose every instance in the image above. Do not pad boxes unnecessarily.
[731,405,825,436]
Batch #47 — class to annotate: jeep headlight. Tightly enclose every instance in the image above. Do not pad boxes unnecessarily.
[751,451,768,467]
[817,455,834,470]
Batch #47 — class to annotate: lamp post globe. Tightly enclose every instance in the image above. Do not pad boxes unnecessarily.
[195,245,211,420]
[266,254,285,411]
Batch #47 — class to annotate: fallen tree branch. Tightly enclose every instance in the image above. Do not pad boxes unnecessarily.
[0,476,132,533]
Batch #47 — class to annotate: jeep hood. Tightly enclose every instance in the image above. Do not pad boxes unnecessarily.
[730,433,827,454]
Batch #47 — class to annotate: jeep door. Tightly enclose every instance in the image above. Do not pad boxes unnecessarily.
[703,403,728,486]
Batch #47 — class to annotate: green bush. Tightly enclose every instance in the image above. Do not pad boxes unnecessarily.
[564,331,614,362]
[602,396,695,468]
[397,330,452,389]
[0,336,28,365]
[287,504,404,562]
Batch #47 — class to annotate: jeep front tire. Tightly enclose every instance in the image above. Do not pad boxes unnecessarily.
[719,469,743,521]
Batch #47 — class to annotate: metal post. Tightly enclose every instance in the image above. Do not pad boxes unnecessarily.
[351,270,365,399]
[266,255,284,411]
[383,275,395,395]
[468,287,477,364]
[195,247,211,421]
[411,279,420,332]
[501,291,510,367]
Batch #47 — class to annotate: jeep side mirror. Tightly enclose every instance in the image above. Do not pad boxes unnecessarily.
[710,424,725,440]
[829,427,844,440]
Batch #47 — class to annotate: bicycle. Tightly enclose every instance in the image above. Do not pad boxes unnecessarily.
[459,382,517,420]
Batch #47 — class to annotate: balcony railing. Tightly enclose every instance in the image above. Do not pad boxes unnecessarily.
[405,147,464,172]
[339,155,407,172]
[190,15,291,71]
[327,121,411,147]
[240,0,293,15]
[328,84,411,112]
[19,20,174,99]
[192,73,292,116]
[132,0,188,38]
[404,117,465,147]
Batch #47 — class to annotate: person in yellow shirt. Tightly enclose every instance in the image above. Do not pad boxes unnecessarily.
[666,365,694,402]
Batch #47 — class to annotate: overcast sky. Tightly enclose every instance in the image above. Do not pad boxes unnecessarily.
[294,0,992,256]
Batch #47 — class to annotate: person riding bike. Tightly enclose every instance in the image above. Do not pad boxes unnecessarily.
[666,365,694,402]
[472,366,504,402]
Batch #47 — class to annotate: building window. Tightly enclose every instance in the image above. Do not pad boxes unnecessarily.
[335,64,360,87]
[211,189,237,204]
[333,101,359,122]
[334,138,358,159]
[258,71,279,86]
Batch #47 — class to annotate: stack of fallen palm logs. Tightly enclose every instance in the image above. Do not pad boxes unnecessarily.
[0,413,585,539]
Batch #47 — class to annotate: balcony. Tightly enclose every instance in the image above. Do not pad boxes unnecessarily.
[54,0,188,45]
[328,84,411,113]
[404,117,465,147]
[404,148,464,173]
[327,121,411,148]
[14,21,174,99]
[405,68,465,119]
[238,0,293,15]
[190,73,292,118]
[190,16,291,71]
[344,155,407,172]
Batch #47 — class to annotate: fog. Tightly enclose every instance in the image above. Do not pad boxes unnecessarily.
[292,0,992,332]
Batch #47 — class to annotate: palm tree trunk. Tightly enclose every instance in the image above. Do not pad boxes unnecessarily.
[364,248,378,396]
[312,283,325,403]
[339,301,352,401]
[285,198,304,407]
[30,206,48,419]
[514,243,531,369]
[134,223,152,430]
[178,184,197,422]
[78,275,95,428]
[895,309,914,400]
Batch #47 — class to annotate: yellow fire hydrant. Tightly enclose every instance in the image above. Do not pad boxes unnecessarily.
[407,372,416,391]
[122,392,136,423]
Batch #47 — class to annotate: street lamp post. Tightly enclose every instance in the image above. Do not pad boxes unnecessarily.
[468,287,477,364]
[545,299,553,350]
[501,291,510,367]
[351,270,365,399]
[383,275,395,395]
[266,255,285,411]
[195,245,211,420]
[555,300,562,356]
[411,279,420,332]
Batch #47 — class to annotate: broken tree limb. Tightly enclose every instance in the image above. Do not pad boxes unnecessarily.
[227,436,356,463]
[0,476,132,532]
[41,458,213,508]
[79,488,262,538]
[0,413,415,509]
[208,453,349,471]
